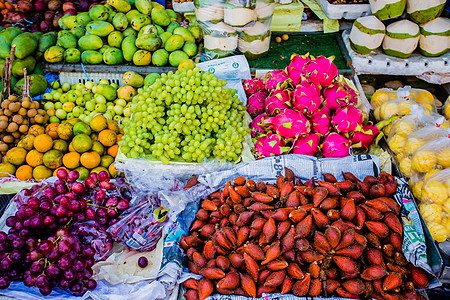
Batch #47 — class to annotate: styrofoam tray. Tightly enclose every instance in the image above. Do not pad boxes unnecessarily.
[172,1,194,12]
[317,0,371,19]
[59,72,122,85]
[342,30,450,76]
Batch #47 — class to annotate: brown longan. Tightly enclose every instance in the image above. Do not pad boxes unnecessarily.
[8,95,17,101]
[0,142,8,152]
[8,102,20,113]
[18,107,27,116]
[33,101,39,109]
[0,121,7,131]
[3,135,13,144]
[37,109,46,116]
[0,116,7,122]
[275,36,281,43]
[19,125,28,134]
[27,109,37,118]
[12,131,20,138]
[21,118,28,125]
[3,109,12,117]
[12,115,23,124]
[34,114,44,124]
[6,122,18,133]
[21,99,31,109]
[1,100,10,109]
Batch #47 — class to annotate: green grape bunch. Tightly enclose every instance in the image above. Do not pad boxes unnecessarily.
[119,67,250,164]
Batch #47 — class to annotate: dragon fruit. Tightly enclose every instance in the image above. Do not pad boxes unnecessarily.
[292,133,321,156]
[263,109,311,139]
[254,132,289,158]
[243,78,265,97]
[291,78,323,116]
[322,132,351,158]
[264,70,289,91]
[250,113,266,138]
[247,91,267,117]
[304,55,338,87]
[310,106,331,137]
[286,53,311,86]
[323,82,357,110]
[331,105,364,134]
[350,123,380,149]
[265,89,290,116]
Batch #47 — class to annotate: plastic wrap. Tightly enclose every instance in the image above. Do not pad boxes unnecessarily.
[195,0,275,60]
[417,168,450,242]
[371,86,437,109]
[444,95,450,120]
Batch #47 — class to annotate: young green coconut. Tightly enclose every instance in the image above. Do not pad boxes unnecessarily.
[382,19,420,58]
[350,15,386,55]
[369,0,406,21]
[419,17,450,57]
[406,0,446,24]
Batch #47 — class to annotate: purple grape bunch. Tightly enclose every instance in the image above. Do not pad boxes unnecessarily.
[0,169,131,296]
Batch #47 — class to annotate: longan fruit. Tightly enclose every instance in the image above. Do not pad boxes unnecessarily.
[0,116,7,122]
[18,107,27,116]
[37,109,46,116]
[0,109,3,116]
[0,142,8,152]
[8,102,20,113]
[12,131,20,138]
[282,34,289,41]
[21,99,31,109]
[12,115,23,124]
[21,118,28,125]
[34,114,44,124]
[27,109,37,118]
[275,36,282,43]
[43,115,50,123]
[30,118,35,124]
[19,125,28,134]
[0,120,7,131]
[1,100,10,109]
[33,101,39,109]
[8,95,17,101]
[6,122,18,133]
[3,109,12,117]
[3,135,13,143]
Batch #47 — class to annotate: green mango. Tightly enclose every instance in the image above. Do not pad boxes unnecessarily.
[36,32,57,60]
[96,84,117,100]
[131,14,151,31]
[63,15,78,29]
[173,27,195,43]
[0,39,10,59]
[1,27,22,44]
[152,49,169,66]
[144,73,161,86]
[76,12,92,27]
[113,13,128,31]
[121,36,138,62]
[165,34,184,52]
[188,25,203,43]
[81,50,103,64]
[71,27,85,39]
[126,10,140,23]
[89,5,109,21]
[57,33,77,49]
[99,45,112,54]
[159,32,172,47]
[166,22,180,34]
[132,49,151,65]
[138,24,158,38]
[12,33,38,59]
[78,35,103,51]
[183,41,198,57]
[32,32,43,39]
[108,31,123,48]
[169,50,189,67]
[154,25,164,36]
[123,27,138,38]
[58,15,70,30]
[44,46,65,63]
[64,48,81,63]
[152,2,165,9]
[166,9,177,21]
[12,56,36,77]
[103,47,123,65]
[107,10,117,23]
[151,7,170,27]
[135,34,162,51]
[86,21,114,37]
[135,0,153,15]
[122,71,144,87]
[14,74,47,96]
[107,0,131,13]
[58,30,72,38]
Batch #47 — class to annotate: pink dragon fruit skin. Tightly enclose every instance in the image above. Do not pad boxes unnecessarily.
[265,89,290,116]
[291,78,323,116]
[254,132,289,158]
[243,78,265,97]
[350,123,380,149]
[250,113,266,138]
[304,56,338,88]
[262,109,311,139]
[345,83,358,105]
[310,106,331,137]
[293,133,321,156]
[247,91,267,118]
[322,132,351,158]
[286,53,311,86]
[331,105,364,134]
[264,70,289,91]
[323,82,355,110]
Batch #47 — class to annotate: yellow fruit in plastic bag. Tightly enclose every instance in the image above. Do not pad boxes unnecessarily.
[391,119,415,137]
[412,150,437,173]
[446,177,450,195]
[438,148,450,168]
[441,122,450,129]
[399,157,412,177]
[396,152,404,161]
[383,123,392,136]
[445,104,450,120]
[389,135,406,154]
[422,104,433,111]
[410,89,434,106]
[422,180,448,204]
[443,198,450,214]
[380,102,399,120]
[424,169,440,181]
[426,221,449,242]
[412,181,423,199]
[398,101,412,115]
[371,89,395,107]
[373,107,381,121]
[404,137,425,156]
[419,202,443,223]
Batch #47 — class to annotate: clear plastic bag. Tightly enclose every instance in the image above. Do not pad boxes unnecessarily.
[371,86,436,110]
[417,168,450,242]
[444,96,450,121]
[195,0,275,60]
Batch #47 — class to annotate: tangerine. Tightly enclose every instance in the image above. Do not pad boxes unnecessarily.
[6,147,27,165]
[72,134,93,153]
[53,139,69,152]
[57,122,73,140]
[21,134,36,150]
[108,162,118,178]
[0,162,16,178]
[107,145,119,158]
[16,165,33,181]
[100,155,114,168]
[43,149,63,169]
[26,150,44,167]
[91,141,105,156]
[34,134,53,153]
[80,151,101,169]
[73,121,91,136]
[98,129,117,147]
[33,165,52,181]
[45,123,59,139]
[107,120,120,134]
[63,152,81,169]
[90,114,107,132]
[116,134,123,143]
[68,142,75,152]
[28,125,45,136]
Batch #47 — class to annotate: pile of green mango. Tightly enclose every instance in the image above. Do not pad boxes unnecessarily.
[44,0,203,67]
[0,26,52,96]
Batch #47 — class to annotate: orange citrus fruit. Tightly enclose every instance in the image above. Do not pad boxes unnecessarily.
[33,165,52,181]
[90,114,107,132]
[28,125,45,136]
[107,120,120,133]
[80,151,101,169]
[98,129,117,147]
[6,147,27,165]
[34,134,53,153]
[45,123,59,139]
[63,152,81,169]
[21,134,36,150]
[0,162,16,178]
[43,150,63,169]
[108,162,118,178]
[91,141,105,156]
[72,134,93,153]
[57,122,73,140]
[53,139,69,152]
[16,165,33,181]
[107,144,118,158]
[26,150,44,167]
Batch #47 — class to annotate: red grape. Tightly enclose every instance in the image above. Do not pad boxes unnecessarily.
[27,197,39,210]
[138,256,148,268]
[107,208,117,218]
[45,187,57,199]
[68,171,79,182]
[0,232,7,243]
[35,274,49,288]
[85,258,95,268]
[6,217,16,228]
[71,182,85,194]
[85,278,97,290]
[82,246,95,258]
[0,257,12,270]
[97,171,109,182]
[84,177,95,189]
[46,249,59,262]
[25,238,38,251]
[70,281,83,293]
[0,276,11,289]
[56,184,68,194]
[56,169,68,180]
[39,240,54,255]
[58,255,72,270]
[30,260,44,274]
[68,200,81,212]
[58,278,71,289]
[85,208,96,220]
[58,240,71,255]
[14,221,24,231]
[29,250,43,261]
[55,206,68,218]
[94,190,106,203]
[12,238,24,249]
[45,264,61,278]
[117,199,130,210]
[19,228,31,238]
[59,196,70,206]
[99,181,111,190]
[44,215,56,226]
[106,197,118,207]
[89,173,98,182]
[30,215,44,228]
[23,273,36,286]
[39,200,52,212]
[64,268,77,282]
[39,285,52,296]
